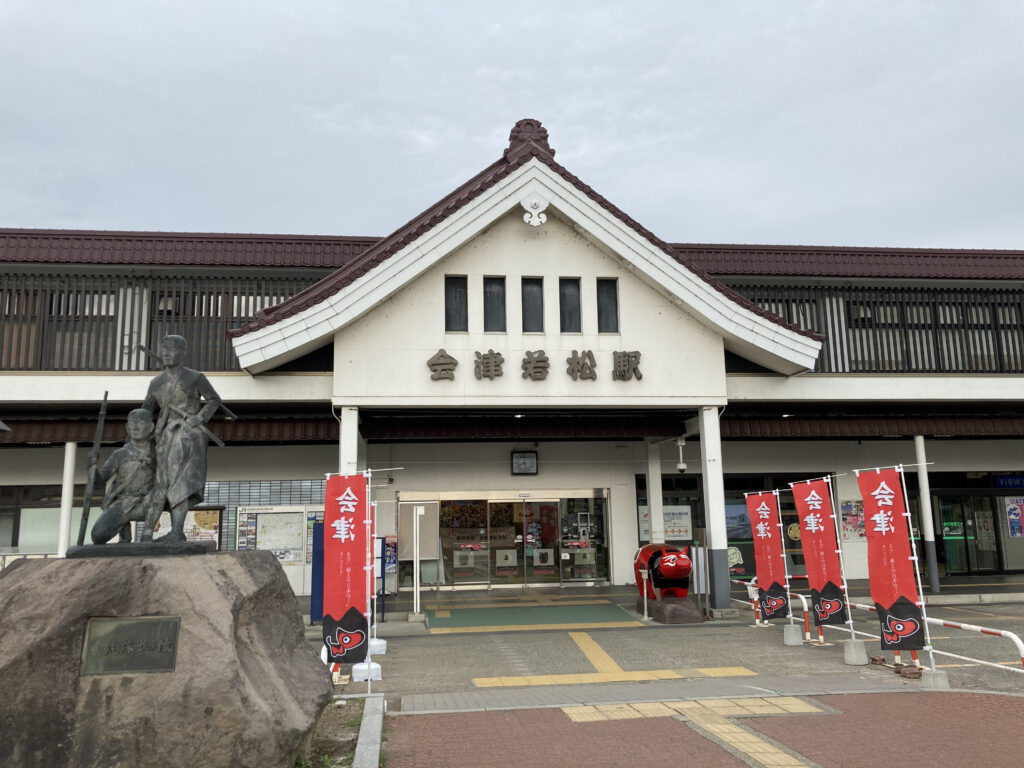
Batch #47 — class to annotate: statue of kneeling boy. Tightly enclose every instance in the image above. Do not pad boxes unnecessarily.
[88,408,157,544]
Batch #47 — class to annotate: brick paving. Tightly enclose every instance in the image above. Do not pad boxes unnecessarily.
[748,692,1024,768]
[383,709,748,768]
[383,692,1024,768]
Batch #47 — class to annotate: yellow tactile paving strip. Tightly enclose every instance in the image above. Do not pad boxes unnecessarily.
[569,630,623,673]
[562,696,821,722]
[474,630,757,687]
[563,696,823,768]
[474,666,758,686]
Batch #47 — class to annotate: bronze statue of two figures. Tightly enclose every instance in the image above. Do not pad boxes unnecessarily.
[84,336,226,546]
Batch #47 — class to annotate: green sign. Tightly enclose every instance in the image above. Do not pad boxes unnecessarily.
[81,616,181,676]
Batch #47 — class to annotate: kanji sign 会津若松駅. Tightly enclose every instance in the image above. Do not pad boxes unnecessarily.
[855,467,925,651]
[790,478,848,627]
[427,348,643,382]
[744,491,789,621]
[322,473,370,664]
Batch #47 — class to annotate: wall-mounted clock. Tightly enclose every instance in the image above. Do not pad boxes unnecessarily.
[511,450,538,475]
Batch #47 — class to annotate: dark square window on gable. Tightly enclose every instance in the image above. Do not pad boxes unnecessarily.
[445,275,468,332]
[483,276,506,332]
[597,278,619,333]
[521,277,543,332]
[559,277,581,333]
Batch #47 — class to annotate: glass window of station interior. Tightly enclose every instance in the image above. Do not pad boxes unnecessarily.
[483,276,506,332]
[596,278,619,333]
[635,474,703,547]
[445,275,468,332]
[559,278,581,333]
[521,277,544,333]
[722,473,829,581]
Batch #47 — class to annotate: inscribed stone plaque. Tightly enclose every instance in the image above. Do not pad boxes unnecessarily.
[81,616,181,675]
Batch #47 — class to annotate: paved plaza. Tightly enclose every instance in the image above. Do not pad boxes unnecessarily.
[325,581,1024,767]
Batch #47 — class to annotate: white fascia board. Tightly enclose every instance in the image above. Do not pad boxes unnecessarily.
[234,159,820,374]
[330,394,729,408]
[0,372,332,405]
[728,374,1024,403]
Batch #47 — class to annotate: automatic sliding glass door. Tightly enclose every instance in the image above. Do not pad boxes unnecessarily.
[488,500,561,586]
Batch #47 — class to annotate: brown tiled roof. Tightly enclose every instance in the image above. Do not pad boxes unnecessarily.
[0,228,376,269]
[5,227,1022,281]
[0,419,338,446]
[227,119,821,343]
[673,243,1024,280]
[720,416,1024,439]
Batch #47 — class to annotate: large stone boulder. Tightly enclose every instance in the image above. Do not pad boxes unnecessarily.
[0,550,332,768]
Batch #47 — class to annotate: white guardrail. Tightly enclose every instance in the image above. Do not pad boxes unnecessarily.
[731,577,1024,674]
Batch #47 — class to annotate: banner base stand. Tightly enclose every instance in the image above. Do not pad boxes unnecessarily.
[352,662,382,682]
[783,624,804,646]
[369,638,387,655]
[407,612,425,622]
[921,668,950,691]
[842,639,869,665]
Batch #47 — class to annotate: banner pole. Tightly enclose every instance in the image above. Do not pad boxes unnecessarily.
[897,465,936,671]
[364,469,373,694]
[774,489,794,626]
[825,476,858,641]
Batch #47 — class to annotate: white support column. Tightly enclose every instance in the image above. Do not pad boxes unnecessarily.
[339,407,360,475]
[646,440,665,543]
[58,442,77,556]
[914,435,941,594]
[699,407,730,611]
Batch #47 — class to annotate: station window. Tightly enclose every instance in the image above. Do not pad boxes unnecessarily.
[597,278,619,333]
[483,277,506,332]
[521,277,544,332]
[559,278,581,333]
[445,275,468,332]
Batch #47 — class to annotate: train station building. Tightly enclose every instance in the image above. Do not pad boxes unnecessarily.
[3,119,1024,610]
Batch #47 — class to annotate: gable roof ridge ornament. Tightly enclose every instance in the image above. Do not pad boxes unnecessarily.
[504,118,555,163]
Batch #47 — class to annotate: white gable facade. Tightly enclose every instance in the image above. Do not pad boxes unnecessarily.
[227,127,821,608]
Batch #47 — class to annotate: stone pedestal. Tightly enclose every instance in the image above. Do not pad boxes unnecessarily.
[635,596,704,624]
[0,550,332,768]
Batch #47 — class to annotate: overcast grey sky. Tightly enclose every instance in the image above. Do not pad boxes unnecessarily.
[1,1,1022,248]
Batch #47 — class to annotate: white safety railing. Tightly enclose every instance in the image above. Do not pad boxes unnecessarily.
[731,575,1024,674]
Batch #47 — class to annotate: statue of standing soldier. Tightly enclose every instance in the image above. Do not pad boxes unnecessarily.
[84,335,225,546]
[141,334,224,543]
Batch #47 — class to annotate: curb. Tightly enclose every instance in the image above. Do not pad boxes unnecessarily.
[924,592,1024,605]
[353,695,385,768]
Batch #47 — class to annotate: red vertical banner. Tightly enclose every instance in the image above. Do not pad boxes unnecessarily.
[791,479,847,627]
[322,473,370,664]
[745,491,788,620]
[856,467,924,650]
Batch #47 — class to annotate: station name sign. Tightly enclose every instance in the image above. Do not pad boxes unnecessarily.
[427,348,643,382]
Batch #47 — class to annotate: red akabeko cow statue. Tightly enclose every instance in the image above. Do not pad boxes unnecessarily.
[634,543,692,600]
